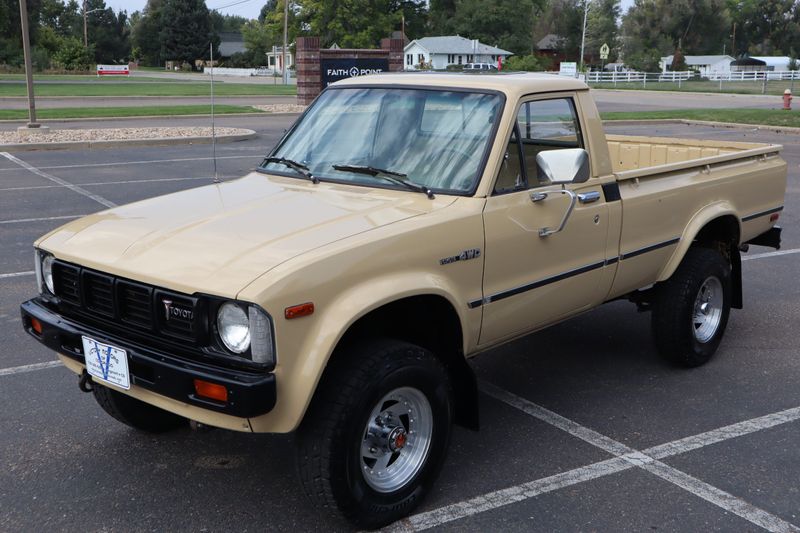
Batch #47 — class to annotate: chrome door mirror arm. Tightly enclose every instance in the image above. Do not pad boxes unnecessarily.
[531,188,578,237]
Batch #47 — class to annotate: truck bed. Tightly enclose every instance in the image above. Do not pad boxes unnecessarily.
[607,135,779,174]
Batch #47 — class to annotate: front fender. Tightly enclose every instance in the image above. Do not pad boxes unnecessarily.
[246,271,477,433]
[656,201,741,282]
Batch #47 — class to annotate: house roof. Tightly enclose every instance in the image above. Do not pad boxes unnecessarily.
[405,36,512,56]
[751,56,791,68]
[662,54,734,66]
[218,32,246,57]
[537,34,561,51]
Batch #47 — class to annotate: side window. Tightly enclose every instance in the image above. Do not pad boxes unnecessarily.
[493,126,525,194]
[517,98,584,187]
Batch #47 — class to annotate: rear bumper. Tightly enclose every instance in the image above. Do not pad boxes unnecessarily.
[20,298,276,419]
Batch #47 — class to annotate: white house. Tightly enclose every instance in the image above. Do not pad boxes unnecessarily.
[404,36,512,70]
[660,55,734,76]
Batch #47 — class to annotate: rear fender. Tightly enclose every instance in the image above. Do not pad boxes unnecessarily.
[656,202,741,283]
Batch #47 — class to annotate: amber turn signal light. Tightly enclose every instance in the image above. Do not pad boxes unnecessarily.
[285,302,314,320]
[30,317,42,335]
[194,379,228,403]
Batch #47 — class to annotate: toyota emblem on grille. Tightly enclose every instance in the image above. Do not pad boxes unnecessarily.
[162,299,193,321]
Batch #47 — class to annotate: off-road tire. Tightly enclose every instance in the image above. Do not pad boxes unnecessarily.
[92,382,187,433]
[652,247,732,367]
[295,339,453,529]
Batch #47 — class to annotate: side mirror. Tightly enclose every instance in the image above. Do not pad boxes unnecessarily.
[536,148,590,185]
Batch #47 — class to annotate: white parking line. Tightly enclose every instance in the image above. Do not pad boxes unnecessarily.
[0,154,253,173]
[0,360,61,376]
[0,152,117,208]
[743,248,800,261]
[471,383,799,533]
[394,385,800,532]
[0,270,34,279]
[0,214,84,224]
[0,176,224,193]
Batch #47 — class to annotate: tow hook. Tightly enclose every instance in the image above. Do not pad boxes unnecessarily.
[78,369,94,393]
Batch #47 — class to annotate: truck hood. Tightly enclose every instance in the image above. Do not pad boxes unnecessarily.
[39,172,453,296]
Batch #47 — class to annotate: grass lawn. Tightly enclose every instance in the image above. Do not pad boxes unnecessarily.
[0,105,263,120]
[590,80,798,96]
[0,80,296,96]
[0,74,192,83]
[601,108,800,128]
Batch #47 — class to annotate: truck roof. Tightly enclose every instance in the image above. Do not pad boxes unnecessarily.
[332,72,589,98]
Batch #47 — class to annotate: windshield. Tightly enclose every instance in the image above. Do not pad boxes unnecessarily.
[260,87,504,194]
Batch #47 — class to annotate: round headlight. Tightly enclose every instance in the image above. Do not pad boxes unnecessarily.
[217,303,250,354]
[42,254,55,294]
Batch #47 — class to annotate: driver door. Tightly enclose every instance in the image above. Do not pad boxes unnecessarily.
[478,96,613,345]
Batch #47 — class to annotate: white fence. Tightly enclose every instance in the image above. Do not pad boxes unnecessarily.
[584,71,693,83]
[707,70,800,81]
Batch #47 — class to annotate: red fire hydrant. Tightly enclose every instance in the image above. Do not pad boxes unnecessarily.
[783,89,792,110]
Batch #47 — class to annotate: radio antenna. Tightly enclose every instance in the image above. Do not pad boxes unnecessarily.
[210,42,218,183]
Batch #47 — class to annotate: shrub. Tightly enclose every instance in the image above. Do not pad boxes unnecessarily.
[52,38,94,71]
[504,54,545,72]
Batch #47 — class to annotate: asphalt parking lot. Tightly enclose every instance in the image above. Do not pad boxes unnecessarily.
[1,117,798,532]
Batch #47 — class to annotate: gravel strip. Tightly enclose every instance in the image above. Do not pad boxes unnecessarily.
[252,104,307,114]
[0,127,250,144]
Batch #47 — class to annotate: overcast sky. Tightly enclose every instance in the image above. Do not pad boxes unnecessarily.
[106,0,637,23]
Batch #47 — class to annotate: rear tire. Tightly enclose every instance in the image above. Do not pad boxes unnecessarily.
[295,339,453,529]
[652,247,731,367]
[92,382,187,433]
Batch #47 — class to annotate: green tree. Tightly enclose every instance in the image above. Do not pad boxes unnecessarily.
[131,0,165,65]
[52,36,94,69]
[429,0,545,55]
[621,0,731,70]
[726,0,800,56]
[210,11,248,32]
[586,0,620,62]
[299,0,399,48]
[159,0,216,65]
[85,0,131,63]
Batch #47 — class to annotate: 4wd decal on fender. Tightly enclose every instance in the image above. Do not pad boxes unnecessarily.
[439,248,482,265]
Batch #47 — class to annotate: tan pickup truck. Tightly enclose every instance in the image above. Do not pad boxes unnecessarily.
[21,73,786,527]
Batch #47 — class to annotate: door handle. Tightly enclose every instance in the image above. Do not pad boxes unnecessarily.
[530,191,548,203]
[578,191,601,204]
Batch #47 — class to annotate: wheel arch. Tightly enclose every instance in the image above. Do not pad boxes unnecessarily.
[333,294,479,430]
[656,204,742,308]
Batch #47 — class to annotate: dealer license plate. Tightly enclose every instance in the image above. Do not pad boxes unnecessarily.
[81,336,130,390]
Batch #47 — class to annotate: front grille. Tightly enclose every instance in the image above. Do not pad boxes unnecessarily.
[51,260,202,344]
[118,281,153,327]
[84,271,114,317]
[53,263,81,304]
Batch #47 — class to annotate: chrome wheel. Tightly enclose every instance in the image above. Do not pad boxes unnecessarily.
[692,276,723,343]
[360,386,433,493]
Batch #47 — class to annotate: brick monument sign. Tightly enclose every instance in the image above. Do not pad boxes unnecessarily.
[296,37,404,105]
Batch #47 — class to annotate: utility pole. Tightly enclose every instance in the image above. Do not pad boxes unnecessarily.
[282,0,289,85]
[18,0,38,128]
[82,1,102,48]
[579,0,589,73]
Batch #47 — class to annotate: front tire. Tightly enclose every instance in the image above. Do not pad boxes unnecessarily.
[652,247,732,367]
[295,339,453,529]
[92,382,187,433]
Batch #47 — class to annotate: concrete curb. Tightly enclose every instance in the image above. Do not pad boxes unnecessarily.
[0,129,257,152]
[0,112,306,124]
[603,118,800,135]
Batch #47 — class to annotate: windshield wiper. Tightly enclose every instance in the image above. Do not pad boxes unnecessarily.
[262,156,319,184]
[332,164,434,199]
